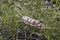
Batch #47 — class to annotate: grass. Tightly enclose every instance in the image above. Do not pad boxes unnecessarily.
[0,0,60,40]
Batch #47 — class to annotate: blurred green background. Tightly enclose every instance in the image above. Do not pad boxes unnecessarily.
[0,0,60,40]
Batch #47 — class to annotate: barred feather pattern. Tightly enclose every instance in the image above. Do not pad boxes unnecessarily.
[22,16,45,29]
